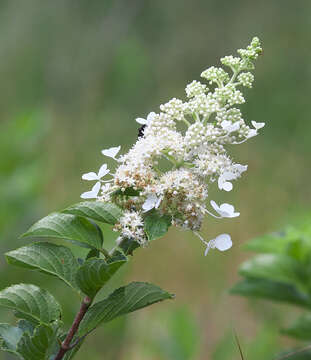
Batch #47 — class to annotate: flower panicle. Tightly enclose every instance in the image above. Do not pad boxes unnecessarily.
[81,37,264,255]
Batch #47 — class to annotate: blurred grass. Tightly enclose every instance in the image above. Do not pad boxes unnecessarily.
[0,0,311,359]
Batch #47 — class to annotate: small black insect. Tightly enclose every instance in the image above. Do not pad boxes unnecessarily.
[138,124,146,138]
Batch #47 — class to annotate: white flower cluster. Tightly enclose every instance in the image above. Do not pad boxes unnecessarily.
[81,37,264,255]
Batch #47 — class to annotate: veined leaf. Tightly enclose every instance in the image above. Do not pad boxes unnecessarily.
[0,284,62,325]
[281,313,311,340]
[118,237,140,256]
[76,257,127,298]
[144,211,171,241]
[17,324,56,360]
[63,201,122,225]
[6,242,80,292]
[230,278,311,309]
[22,212,103,250]
[79,282,174,336]
[0,323,23,355]
[239,254,304,288]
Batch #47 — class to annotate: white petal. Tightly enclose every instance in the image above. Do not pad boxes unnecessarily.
[82,172,98,181]
[204,246,210,256]
[136,117,148,125]
[247,129,258,138]
[80,182,101,199]
[98,164,109,178]
[219,203,234,214]
[221,120,240,133]
[230,122,240,132]
[146,112,156,124]
[222,181,233,192]
[221,120,231,130]
[219,203,240,217]
[251,121,265,130]
[215,234,232,251]
[142,194,158,212]
[210,200,220,212]
[101,146,121,159]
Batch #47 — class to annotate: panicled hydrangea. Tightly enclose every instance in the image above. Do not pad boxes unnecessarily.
[81,37,264,256]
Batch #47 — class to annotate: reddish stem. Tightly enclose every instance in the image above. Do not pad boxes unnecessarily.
[54,296,92,360]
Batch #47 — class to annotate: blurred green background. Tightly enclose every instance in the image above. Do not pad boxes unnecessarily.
[0,0,310,359]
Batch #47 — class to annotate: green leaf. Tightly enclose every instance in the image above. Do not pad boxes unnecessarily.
[112,187,140,197]
[281,313,311,340]
[22,212,103,250]
[243,232,293,254]
[0,323,23,355]
[86,248,100,260]
[17,324,56,360]
[79,282,174,336]
[118,237,140,256]
[76,257,127,298]
[6,242,80,292]
[239,254,304,288]
[63,201,122,225]
[0,284,62,325]
[230,278,311,309]
[144,210,171,241]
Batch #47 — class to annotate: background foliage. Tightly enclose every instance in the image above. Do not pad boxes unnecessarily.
[0,0,310,359]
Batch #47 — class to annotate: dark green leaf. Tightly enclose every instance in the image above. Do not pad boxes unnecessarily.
[86,248,100,260]
[6,242,80,292]
[0,284,62,325]
[17,324,56,360]
[17,320,35,336]
[76,257,127,298]
[0,323,23,355]
[79,282,174,336]
[281,313,311,340]
[22,212,103,250]
[112,188,140,197]
[239,254,304,288]
[230,278,311,309]
[144,211,171,241]
[118,237,140,256]
[63,201,122,225]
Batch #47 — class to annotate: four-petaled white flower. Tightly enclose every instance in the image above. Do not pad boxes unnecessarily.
[204,234,232,255]
[80,181,101,199]
[251,120,265,130]
[136,112,156,126]
[210,200,240,218]
[247,121,265,139]
[82,164,109,181]
[142,194,162,212]
[101,146,121,160]
[221,120,240,133]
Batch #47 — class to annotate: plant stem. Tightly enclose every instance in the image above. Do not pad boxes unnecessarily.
[54,296,92,360]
